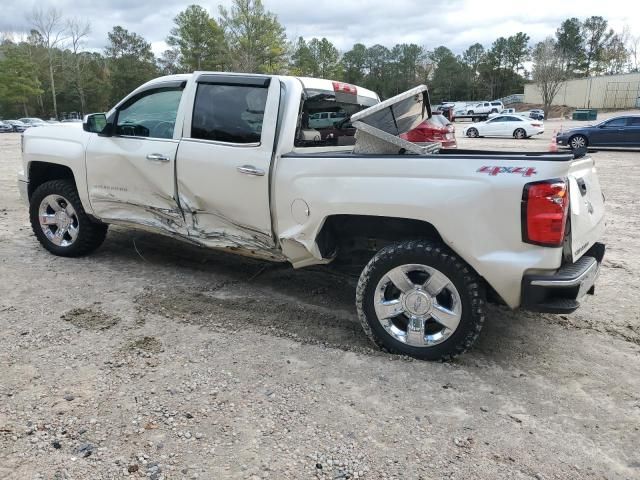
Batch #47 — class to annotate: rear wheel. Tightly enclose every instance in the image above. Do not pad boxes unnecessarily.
[356,241,486,361]
[29,179,108,257]
[513,128,526,139]
[569,134,587,150]
[467,110,474,115]
[467,127,479,138]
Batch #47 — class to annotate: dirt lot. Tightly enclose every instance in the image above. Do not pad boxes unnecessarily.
[1,119,639,480]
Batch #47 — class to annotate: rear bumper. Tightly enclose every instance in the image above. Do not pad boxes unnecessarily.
[521,242,605,313]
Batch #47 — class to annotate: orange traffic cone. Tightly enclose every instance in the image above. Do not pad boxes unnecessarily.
[549,129,558,153]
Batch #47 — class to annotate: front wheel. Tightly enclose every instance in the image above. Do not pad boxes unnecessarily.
[467,127,479,138]
[356,241,486,361]
[29,179,108,257]
[569,134,587,150]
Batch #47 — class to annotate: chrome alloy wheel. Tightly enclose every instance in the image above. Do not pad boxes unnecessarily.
[38,194,79,247]
[374,264,462,347]
[570,136,586,149]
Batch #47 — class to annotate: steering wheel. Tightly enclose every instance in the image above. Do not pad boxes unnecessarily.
[151,121,175,139]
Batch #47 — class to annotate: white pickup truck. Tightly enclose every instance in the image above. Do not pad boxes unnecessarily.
[17,73,606,360]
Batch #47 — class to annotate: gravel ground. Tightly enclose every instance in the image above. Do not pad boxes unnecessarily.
[1,116,639,480]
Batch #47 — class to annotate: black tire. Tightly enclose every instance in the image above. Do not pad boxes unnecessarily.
[467,127,479,138]
[569,134,588,150]
[513,128,526,139]
[356,240,486,361]
[29,179,108,257]
[467,110,474,115]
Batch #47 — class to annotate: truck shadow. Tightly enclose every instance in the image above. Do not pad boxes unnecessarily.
[97,226,551,362]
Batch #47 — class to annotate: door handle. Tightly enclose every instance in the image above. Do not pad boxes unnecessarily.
[237,165,265,176]
[146,153,170,162]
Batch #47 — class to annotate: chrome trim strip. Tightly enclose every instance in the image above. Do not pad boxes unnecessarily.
[530,257,598,287]
[180,137,261,148]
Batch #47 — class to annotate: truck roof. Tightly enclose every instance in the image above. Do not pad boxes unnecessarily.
[138,73,379,102]
[295,76,379,100]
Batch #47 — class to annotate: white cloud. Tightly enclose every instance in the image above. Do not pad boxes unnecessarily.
[2,0,640,56]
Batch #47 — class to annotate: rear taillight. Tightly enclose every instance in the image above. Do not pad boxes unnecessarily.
[521,179,569,247]
[332,81,357,95]
[531,123,542,127]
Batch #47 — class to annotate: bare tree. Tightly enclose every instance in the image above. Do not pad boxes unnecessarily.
[626,26,640,72]
[532,38,566,118]
[28,7,67,119]
[67,18,91,114]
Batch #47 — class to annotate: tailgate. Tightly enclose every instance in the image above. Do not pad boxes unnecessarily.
[567,156,605,262]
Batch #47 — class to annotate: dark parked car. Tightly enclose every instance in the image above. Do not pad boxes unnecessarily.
[4,120,28,132]
[0,121,14,133]
[557,115,640,149]
[18,117,47,127]
[528,109,545,120]
[437,105,455,121]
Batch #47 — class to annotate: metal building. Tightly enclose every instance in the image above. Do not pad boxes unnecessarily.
[524,72,640,109]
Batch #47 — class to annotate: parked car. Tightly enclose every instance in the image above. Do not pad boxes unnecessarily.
[0,121,14,133]
[4,120,29,132]
[463,114,544,139]
[401,113,457,148]
[61,118,83,123]
[556,115,640,149]
[308,111,347,129]
[489,108,515,118]
[437,105,455,122]
[519,109,545,120]
[18,73,605,361]
[19,117,47,127]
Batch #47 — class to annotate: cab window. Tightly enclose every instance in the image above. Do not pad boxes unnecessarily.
[116,87,183,139]
[296,88,377,147]
[191,83,268,144]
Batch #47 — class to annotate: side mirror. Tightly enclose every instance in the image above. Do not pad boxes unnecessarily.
[83,113,111,135]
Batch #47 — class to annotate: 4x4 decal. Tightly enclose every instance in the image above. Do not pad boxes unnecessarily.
[477,166,537,177]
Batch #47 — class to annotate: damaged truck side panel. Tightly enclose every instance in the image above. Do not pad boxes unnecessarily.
[18,72,606,361]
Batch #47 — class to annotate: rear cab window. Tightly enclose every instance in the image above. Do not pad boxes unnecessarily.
[295,80,378,148]
[191,79,269,144]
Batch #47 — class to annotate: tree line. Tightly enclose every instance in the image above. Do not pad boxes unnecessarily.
[1,0,637,119]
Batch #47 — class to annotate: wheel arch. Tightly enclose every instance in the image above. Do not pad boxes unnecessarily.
[315,214,443,259]
[27,162,76,200]
[313,214,505,306]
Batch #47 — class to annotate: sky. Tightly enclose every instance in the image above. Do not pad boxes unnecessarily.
[2,0,640,57]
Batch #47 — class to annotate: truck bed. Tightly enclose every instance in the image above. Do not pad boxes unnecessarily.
[282,149,576,161]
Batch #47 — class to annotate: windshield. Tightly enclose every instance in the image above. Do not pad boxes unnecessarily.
[296,88,378,147]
